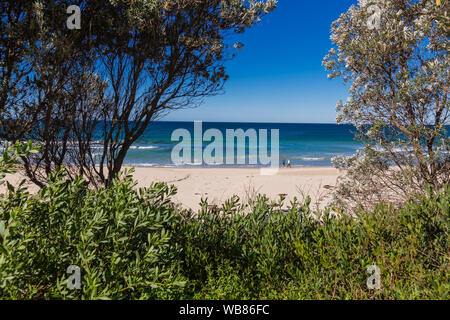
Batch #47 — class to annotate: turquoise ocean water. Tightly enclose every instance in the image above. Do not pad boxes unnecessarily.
[110,122,362,167]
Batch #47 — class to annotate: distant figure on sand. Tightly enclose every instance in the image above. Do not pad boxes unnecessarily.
[287,159,291,168]
[281,157,286,168]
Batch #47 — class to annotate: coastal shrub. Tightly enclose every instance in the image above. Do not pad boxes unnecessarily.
[1,143,448,299]
[324,1,449,210]
[173,195,313,298]
[0,144,185,299]
[176,188,449,299]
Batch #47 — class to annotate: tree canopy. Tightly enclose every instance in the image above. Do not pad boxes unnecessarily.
[0,0,277,187]
[324,0,449,208]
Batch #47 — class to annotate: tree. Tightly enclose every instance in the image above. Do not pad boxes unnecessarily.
[0,0,38,140]
[77,0,277,187]
[0,1,108,187]
[323,0,449,209]
[1,0,277,188]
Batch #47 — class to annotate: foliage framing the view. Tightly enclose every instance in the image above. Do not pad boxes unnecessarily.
[323,0,449,209]
[0,0,277,188]
[0,143,448,299]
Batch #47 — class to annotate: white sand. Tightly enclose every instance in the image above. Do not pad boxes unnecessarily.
[1,167,341,211]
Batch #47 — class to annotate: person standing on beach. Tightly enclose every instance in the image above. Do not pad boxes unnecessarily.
[281,157,286,168]
[287,159,291,168]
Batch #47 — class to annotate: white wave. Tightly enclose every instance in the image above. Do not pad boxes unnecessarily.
[132,163,159,167]
[129,145,159,150]
[298,157,327,161]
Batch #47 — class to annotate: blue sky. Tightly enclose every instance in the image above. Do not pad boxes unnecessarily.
[163,0,357,124]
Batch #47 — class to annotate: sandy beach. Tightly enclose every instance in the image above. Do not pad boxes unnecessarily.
[1,167,341,211]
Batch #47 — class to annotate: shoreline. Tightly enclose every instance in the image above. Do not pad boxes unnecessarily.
[122,165,337,169]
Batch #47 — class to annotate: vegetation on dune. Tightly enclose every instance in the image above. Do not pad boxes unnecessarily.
[1,143,448,299]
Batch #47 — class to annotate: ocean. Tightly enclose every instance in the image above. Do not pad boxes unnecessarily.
[109,122,362,167]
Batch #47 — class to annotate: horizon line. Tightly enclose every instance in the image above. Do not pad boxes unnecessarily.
[156,120,341,125]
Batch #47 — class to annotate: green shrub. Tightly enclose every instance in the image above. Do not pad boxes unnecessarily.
[0,144,186,299]
[0,143,448,299]
[176,188,449,299]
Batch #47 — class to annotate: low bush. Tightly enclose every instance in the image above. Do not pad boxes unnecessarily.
[0,143,448,299]
[0,143,186,299]
[175,188,449,299]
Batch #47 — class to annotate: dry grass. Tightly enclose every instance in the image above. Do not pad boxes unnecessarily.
[296,180,334,211]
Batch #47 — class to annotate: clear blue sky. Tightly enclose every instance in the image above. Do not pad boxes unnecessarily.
[163,0,357,124]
